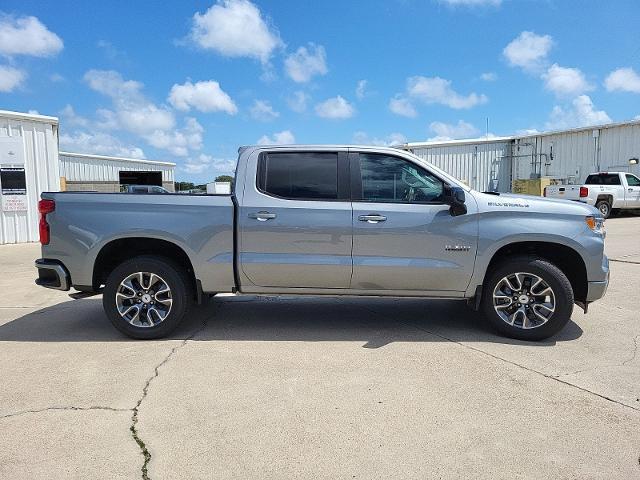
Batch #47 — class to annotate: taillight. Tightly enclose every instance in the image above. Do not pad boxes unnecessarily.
[543,187,547,197]
[38,199,55,245]
[579,186,588,198]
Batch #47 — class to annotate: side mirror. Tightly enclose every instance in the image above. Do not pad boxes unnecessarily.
[444,185,467,216]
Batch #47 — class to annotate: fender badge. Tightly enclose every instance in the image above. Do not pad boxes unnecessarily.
[445,245,471,252]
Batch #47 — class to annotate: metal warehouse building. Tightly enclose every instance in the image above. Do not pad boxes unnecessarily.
[59,152,175,193]
[0,110,175,244]
[403,119,640,193]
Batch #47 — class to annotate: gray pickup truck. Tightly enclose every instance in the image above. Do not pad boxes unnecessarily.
[35,145,609,341]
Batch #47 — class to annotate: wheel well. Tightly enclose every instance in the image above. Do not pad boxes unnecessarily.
[93,238,197,292]
[596,194,612,205]
[486,241,587,302]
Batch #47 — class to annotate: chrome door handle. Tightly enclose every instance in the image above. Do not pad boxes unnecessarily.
[248,211,277,221]
[358,214,387,223]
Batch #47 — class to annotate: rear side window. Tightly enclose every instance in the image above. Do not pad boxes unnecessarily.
[626,174,640,187]
[258,152,338,200]
[585,174,621,185]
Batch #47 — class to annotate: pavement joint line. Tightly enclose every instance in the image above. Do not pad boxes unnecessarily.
[358,305,640,414]
[609,259,640,265]
[0,405,130,420]
[129,316,209,480]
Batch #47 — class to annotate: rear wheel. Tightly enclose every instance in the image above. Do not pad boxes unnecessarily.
[481,256,574,341]
[595,200,611,218]
[103,255,193,339]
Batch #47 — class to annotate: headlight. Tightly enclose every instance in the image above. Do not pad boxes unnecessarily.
[585,215,605,234]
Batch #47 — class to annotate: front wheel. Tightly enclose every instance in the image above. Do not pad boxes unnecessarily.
[481,256,574,341]
[103,255,193,339]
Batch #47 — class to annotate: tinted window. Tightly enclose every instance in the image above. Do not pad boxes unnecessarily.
[359,154,444,203]
[626,174,640,187]
[585,174,621,185]
[259,152,338,200]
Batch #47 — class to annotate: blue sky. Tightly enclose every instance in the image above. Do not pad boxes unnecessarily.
[1,0,639,182]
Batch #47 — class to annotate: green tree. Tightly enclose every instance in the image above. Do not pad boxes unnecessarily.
[215,175,234,183]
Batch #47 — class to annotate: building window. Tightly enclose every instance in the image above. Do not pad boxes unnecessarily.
[0,168,27,194]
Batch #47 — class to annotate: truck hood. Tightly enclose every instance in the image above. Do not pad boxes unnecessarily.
[472,191,600,217]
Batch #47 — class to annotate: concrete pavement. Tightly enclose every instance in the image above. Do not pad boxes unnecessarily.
[1,216,639,479]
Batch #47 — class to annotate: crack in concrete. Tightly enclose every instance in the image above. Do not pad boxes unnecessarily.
[129,316,209,480]
[623,334,640,366]
[609,258,640,265]
[0,405,129,420]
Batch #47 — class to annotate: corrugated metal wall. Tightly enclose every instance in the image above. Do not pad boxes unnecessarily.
[409,140,512,192]
[59,153,175,182]
[513,122,640,183]
[0,116,60,244]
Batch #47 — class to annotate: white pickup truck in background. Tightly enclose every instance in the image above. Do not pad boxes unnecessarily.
[544,172,640,218]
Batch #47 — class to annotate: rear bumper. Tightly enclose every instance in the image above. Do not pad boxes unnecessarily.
[35,259,70,291]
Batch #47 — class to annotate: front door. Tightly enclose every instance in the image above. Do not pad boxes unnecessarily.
[350,152,477,293]
[238,150,352,289]
[625,174,640,208]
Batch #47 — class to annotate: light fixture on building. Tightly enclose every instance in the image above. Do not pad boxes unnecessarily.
[630,158,639,165]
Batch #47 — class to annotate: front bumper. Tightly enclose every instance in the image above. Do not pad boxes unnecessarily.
[586,254,610,302]
[35,259,70,291]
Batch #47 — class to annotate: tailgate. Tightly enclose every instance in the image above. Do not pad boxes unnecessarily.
[545,185,580,200]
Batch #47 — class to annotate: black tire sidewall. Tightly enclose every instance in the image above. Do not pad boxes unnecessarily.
[596,200,611,218]
[481,257,574,341]
[103,255,191,339]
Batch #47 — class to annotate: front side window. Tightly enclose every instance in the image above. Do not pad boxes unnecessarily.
[358,154,444,203]
[258,152,338,200]
[626,174,640,187]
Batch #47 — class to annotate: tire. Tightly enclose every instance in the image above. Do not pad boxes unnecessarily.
[595,200,611,219]
[103,255,193,339]
[481,256,574,341]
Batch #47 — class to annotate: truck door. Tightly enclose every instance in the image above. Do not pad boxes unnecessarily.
[625,173,640,208]
[350,151,477,293]
[238,149,352,289]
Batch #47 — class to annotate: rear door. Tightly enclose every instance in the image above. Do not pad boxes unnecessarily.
[238,149,352,289]
[350,151,477,293]
[624,174,640,208]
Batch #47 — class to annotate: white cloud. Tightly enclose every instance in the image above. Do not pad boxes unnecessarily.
[59,131,145,159]
[407,76,488,109]
[480,72,497,81]
[250,100,279,121]
[315,96,355,119]
[188,0,282,63]
[389,95,417,118]
[84,69,203,157]
[542,64,593,97]
[49,73,64,82]
[182,153,236,175]
[546,95,611,130]
[439,0,501,6]
[59,105,89,127]
[503,31,553,72]
[355,79,368,99]
[145,117,204,157]
[0,65,26,92]
[0,15,63,57]
[257,130,296,145]
[516,128,540,136]
[168,80,237,114]
[284,43,327,83]
[427,120,480,141]
[604,67,640,94]
[287,91,309,113]
[352,131,407,146]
